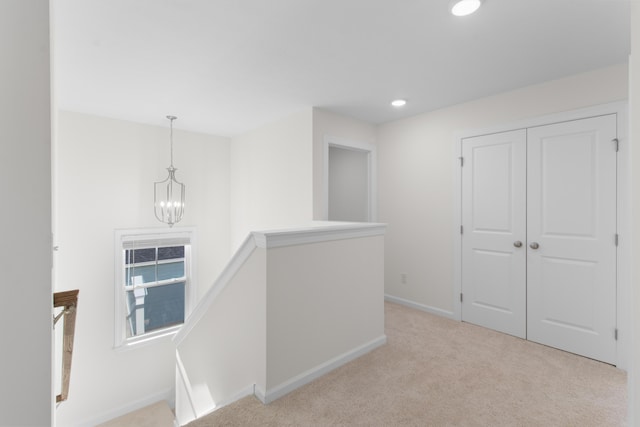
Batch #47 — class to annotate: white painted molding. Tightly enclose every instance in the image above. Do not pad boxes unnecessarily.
[385,294,456,320]
[452,130,463,322]
[174,234,256,344]
[191,384,256,421]
[175,350,198,422]
[263,335,387,404]
[252,222,387,249]
[615,103,630,371]
[175,352,251,425]
[452,100,628,141]
[254,384,266,404]
[325,134,376,152]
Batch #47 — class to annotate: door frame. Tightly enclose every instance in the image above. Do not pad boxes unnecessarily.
[323,135,378,222]
[452,101,629,369]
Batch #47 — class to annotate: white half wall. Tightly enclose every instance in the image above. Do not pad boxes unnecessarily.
[175,222,386,425]
[53,111,230,426]
[230,109,314,251]
[378,63,629,315]
[265,234,385,393]
[0,1,53,425]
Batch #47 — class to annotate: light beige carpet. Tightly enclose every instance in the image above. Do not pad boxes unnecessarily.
[188,302,626,426]
[98,401,175,427]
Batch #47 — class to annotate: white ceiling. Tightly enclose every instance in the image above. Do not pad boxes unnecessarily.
[52,0,630,137]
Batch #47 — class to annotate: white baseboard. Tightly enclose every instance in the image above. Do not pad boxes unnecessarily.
[254,384,266,404]
[385,294,456,320]
[72,387,175,427]
[187,384,255,422]
[262,335,387,404]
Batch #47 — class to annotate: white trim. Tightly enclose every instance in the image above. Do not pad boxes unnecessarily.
[252,222,387,249]
[72,388,174,427]
[114,325,181,353]
[452,101,630,368]
[254,384,266,405]
[114,227,196,349]
[174,233,256,344]
[121,234,192,249]
[453,101,628,141]
[261,335,387,404]
[323,135,378,222]
[175,350,198,421]
[192,385,256,421]
[452,132,463,322]
[385,294,456,320]
[215,385,255,413]
[615,104,630,371]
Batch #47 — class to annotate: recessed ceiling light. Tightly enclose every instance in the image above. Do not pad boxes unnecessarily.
[451,0,482,17]
[391,99,407,107]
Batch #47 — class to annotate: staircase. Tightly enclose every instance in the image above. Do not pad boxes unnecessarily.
[173,222,387,425]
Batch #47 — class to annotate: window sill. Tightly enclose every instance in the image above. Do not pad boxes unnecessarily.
[114,325,182,352]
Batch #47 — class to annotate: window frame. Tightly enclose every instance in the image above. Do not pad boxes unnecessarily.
[114,227,196,349]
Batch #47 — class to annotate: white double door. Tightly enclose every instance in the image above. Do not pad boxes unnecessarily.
[461,114,617,364]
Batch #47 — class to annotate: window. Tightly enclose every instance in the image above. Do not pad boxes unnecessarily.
[115,228,195,347]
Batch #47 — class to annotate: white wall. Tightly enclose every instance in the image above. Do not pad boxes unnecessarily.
[0,1,52,425]
[228,107,377,249]
[378,64,629,315]
[629,3,640,424]
[328,147,369,222]
[266,235,385,391]
[230,109,314,250]
[54,111,230,426]
[312,108,377,220]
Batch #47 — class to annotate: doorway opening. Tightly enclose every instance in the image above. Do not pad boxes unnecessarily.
[324,136,377,222]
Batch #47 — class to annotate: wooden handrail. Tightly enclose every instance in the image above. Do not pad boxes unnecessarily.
[54,290,79,403]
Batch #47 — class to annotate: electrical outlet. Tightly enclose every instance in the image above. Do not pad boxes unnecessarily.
[401,273,407,284]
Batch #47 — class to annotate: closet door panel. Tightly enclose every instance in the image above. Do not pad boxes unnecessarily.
[527,114,617,364]
[461,129,527,338]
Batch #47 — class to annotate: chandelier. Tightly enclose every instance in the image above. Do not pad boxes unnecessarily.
[154,115,185,227]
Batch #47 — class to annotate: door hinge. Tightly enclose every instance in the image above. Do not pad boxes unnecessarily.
[460,293,463,303]
[615,329,618,341]
[613,138,619,152]
[615,234,619,246]
[459,156,464,167]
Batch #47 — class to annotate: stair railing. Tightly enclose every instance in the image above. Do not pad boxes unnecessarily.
[53,290,79,403]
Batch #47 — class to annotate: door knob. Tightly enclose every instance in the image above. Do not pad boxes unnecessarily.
[513,241,522,248]
[529,242,540,250]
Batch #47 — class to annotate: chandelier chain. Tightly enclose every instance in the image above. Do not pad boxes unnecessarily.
[167,115,177,168]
